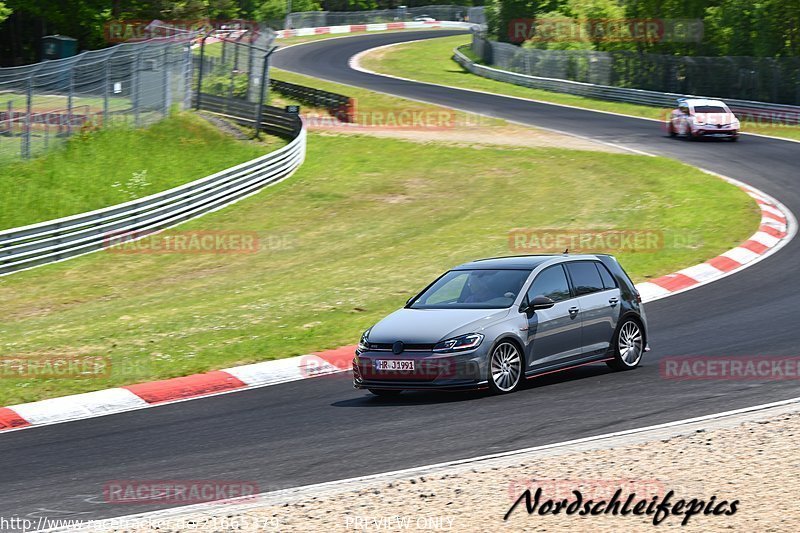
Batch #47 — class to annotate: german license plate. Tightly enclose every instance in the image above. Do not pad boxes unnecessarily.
[375,360,415,371]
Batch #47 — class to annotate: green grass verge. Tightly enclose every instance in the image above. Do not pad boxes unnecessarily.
[0,112,284,230]
[0,132,759,404]
[359,35,800,142]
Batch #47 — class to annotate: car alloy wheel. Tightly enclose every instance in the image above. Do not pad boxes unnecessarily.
[489,341,522,394]
[607,319,643,370]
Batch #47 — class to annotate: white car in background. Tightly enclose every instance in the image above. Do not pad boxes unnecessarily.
[412,16,436,22]
[668,98,741,141]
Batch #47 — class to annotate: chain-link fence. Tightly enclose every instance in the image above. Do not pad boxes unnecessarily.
[286,5,476,28]
[193,28,276,121]
[473,35,800,105]
[0,37,194,163]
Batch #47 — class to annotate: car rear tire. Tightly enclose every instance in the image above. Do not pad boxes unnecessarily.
[606,318,644,371]
[488,341,523,394]
[368,389,402,397]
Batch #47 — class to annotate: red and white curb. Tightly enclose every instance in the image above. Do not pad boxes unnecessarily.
[0,346,355,432]
[274,20,476,40]
[0,180,793,434]
[636,177,795,302]
[1,178,792,434]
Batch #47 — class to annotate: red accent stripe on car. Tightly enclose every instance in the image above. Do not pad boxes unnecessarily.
[124,371,246,404]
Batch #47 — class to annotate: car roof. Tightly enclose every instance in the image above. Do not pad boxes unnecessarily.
[677,98,728,107]
[454,254,605,270]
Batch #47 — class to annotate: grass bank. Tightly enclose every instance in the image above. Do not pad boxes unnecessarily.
[0,131,759,404]
[0,112,284,230]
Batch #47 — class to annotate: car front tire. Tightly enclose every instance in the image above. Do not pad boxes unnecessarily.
[488,341,524,394]
[606,318,644,371]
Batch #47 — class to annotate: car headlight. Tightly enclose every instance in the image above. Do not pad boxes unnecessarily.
[357,328,372,352]
[432,333,484,353]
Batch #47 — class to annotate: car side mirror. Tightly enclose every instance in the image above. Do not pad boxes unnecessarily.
[529,295,555,311]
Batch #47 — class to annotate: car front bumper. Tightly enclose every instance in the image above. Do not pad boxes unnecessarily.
[692,127,739,138]
[352,348,488,391]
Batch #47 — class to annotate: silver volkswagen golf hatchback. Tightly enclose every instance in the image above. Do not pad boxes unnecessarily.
[353,254,649,396]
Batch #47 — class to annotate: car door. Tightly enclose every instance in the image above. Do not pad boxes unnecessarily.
[523,264,583,369]
[565,261,620,355]
[676,105,690,134]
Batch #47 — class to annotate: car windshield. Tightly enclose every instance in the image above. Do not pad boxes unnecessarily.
[410,269,531,309]
[693,105,727,113]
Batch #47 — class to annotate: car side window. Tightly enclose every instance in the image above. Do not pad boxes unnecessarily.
[566,262,604,296]
[527,265,571,302]
[595,262,617,290]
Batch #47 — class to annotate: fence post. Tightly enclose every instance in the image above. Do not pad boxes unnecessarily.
[132,49,142,127]
[22,76,32,159]
[163,46,171,116]
[67,68,74,136]
[183,42,192,110]
[255,47,276,138]
[196,34,209,110]
[103,59,110,125]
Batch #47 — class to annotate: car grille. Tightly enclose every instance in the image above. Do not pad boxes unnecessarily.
[366,343,436,352]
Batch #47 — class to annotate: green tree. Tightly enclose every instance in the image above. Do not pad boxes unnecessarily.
[254,0,322,21]
[0,2,11,24]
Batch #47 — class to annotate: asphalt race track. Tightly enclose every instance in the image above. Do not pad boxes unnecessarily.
[2,30,800,524]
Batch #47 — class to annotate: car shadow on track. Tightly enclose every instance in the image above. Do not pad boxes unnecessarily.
[331,363,616,407]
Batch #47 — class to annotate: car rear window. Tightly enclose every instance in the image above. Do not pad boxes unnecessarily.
[595,262,617,290]
[693,105,727,113]
[566,262,604,296]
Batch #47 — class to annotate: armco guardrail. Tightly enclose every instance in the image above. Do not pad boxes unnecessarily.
[0,95,305,277]
[453,46,800,122]
[270,79,354,122]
